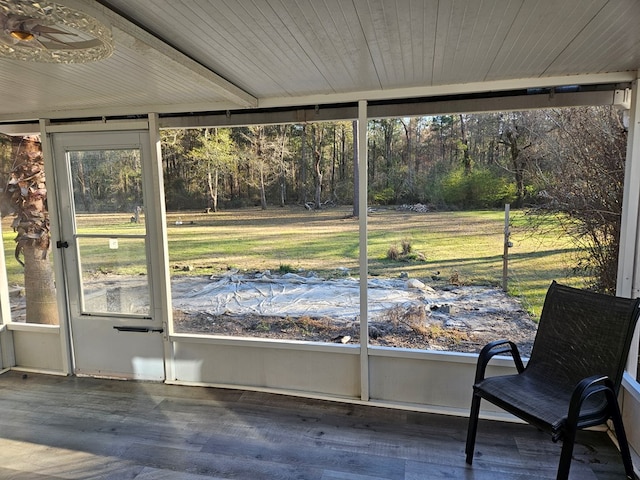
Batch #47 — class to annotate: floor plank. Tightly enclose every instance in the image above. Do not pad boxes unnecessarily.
[0,371,632,479]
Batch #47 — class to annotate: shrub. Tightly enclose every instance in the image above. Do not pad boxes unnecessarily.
[372,187,395,205]
[401,238,412,255]
[441,167,516,208]
[387,245,400,261]
[278,264,296,274]
[386,240,425,263]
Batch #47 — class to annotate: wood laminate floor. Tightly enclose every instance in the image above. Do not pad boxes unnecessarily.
[0,371,633,479]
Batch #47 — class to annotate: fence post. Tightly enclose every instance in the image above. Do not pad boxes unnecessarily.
[503,204,510,291]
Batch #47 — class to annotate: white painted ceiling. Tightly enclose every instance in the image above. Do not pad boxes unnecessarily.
[1,0,640,122]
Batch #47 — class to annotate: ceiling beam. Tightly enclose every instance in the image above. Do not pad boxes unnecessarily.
[159,87,629,129]
[257,72,636,110]
[0,83,629,136]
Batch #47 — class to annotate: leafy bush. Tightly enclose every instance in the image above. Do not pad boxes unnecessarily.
[441,167,516,208]
[372,187,395,205]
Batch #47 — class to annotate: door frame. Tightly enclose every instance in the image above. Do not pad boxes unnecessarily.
[44,116,172,380]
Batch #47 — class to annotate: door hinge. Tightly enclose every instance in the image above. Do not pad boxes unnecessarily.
[56,240,69,249]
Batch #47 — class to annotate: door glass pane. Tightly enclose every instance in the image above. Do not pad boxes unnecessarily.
[69,149,146,234]
[68,149,150,317]
[77,236,150,315]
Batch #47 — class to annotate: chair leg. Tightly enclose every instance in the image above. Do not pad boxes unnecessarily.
[557,425,577,480]
[605,390,637,479]
[465,393,481,465]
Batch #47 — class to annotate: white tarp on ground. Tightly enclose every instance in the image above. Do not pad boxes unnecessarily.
[170,271,438,322]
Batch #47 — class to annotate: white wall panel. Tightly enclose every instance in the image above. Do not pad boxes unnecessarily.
[368,348,520,416]
[10,328,64,373]
[169,337,521,419]
[172,337,361,398]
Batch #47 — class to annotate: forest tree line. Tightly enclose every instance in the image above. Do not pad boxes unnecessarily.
[160,107,625,216]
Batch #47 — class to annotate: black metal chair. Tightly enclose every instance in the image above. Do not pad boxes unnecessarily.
[465,281,640,480]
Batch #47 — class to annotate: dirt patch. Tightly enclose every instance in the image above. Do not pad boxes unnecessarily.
[173,281,537,356]
[11,274,537,356]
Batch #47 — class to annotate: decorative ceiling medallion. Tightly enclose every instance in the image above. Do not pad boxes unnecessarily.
[0,0,113,63]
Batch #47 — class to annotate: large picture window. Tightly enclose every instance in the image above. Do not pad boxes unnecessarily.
[160,108,625,354]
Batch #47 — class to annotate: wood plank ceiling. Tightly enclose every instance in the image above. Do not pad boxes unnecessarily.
[1,0,640,122]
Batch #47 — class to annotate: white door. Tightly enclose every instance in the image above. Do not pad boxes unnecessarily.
[53,131,165,380]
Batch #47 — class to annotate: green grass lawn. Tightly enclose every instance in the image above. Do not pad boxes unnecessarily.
[2,206,588,320]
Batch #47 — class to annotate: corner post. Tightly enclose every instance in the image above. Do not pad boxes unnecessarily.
[618,76,640,378]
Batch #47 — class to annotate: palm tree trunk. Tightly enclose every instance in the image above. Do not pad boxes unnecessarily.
[23,245,58,324]
[6,136,59,325]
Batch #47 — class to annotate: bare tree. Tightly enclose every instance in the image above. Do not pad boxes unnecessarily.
[312,124,325,209]
[352,120,359,217]
[190,128,235,213]
[527,106,626,293]
[242,125,290,210]
[498,112,535,208]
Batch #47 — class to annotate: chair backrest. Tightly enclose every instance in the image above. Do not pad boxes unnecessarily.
[526,281,640,392]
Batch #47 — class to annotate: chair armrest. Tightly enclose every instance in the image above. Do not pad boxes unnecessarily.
[474,339,525,384]
[567,375,612,415]
[559,375,614,442]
